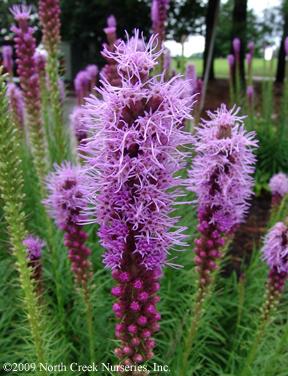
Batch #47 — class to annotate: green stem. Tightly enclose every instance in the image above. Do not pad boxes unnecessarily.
[81,286,95,364]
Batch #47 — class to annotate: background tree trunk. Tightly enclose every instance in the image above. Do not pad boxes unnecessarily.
[203,0,220,80]
[276,1,288,83]
[231,0,248,85]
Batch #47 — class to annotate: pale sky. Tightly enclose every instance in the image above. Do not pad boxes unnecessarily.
[165,0,282,57]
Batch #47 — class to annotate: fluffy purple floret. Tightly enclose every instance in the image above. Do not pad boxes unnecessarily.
[44,162,89,229]
[81,31,194,270]
[23,235,45,260]
[269,173,288,198]
[262,222,288,273]
[189,104,258,233]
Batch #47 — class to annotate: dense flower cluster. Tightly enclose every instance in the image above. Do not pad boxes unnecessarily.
[6,82,24,129]
[39,0,61,53]
[44,162,92,287]
[2,45,13,77]
[189,105,257,287]
[82,31,193,363]
[151,0,170,44]
[285,36,288,56]
[269,172,288,206]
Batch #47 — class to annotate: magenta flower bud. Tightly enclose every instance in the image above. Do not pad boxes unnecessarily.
[131,337,141,346]
[269,173,288,207]
[130,301,140,312]
[123,346,133,355]
[284,36,288,57]
[137,316,148,326]
[133,354,143,363]
[2,45,13,76]
[111,286,122,297]
[128,324,138,334]
[227,54,235,67]
[233,37,241,55]
[114,348,123,359]
[133,279,143,289]
[138,291,149,301]
[142,329,151,338]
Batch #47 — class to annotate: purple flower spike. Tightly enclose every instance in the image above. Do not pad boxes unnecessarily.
[246,53,252,66]
[82,30,193,364]
[2,46,13,76]
[39,0,61,53]
[70,106,87,143]
[285,36,288,57]
[107,14,117,28]
[189,105,258,287]
[233,37,241,55]
[227,54,235,67]
[74,70,90,104]
[246,85,254,104]
[23,235,45,261]
[262,222,288,292]
[248,41,255,55]
[86,64,98,91]
[269,173,288,207]
[151,0,170,45]
[6,83,24,129]
[44,162,92,287]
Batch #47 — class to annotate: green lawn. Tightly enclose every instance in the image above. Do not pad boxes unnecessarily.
[174,57,277,78]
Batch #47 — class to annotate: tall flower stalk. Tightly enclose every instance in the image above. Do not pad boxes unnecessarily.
[11,5,48,185]
[44,162,94,361]
[151,0,170,70]
[181,105,258,373]
[0,72,46,365]
[39,0,69,163]
[82,31,193,368]
[239,221,288,376]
